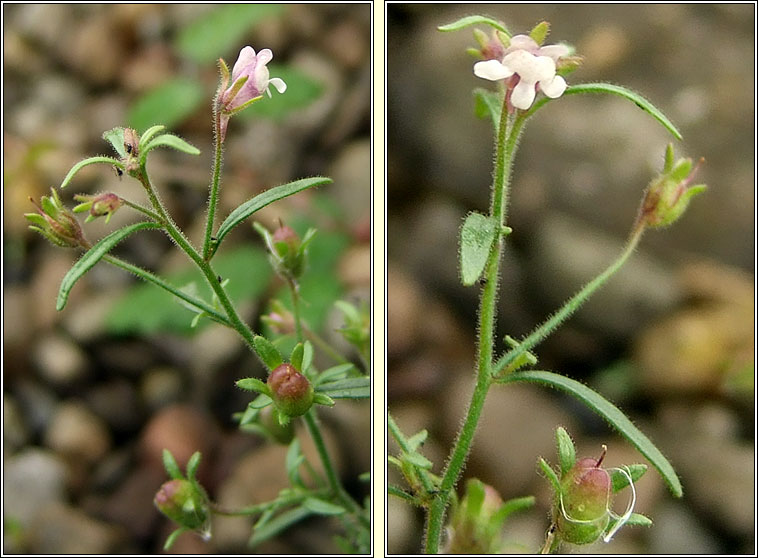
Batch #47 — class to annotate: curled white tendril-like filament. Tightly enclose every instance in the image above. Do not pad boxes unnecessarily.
[557,465,636,543]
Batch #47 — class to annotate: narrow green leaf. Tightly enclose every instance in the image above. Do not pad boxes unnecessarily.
[138,125,166,150]
[236,377,270,395]
[57,222,161,311]
[538,457,561,492]
[402,450,433,470]
[141,133,200,159]
[285,439,304,486]
[625,512,653,527]
[249,507,311,548]
[556,426,576,476]
[290,343,304,372]
[127,78,204,132]
[186,451,201,481]
[215,177,331,247]
[611,463,648,493]
[315,377,370,399]
[314,363,356,386]
[102,127,127,158]
[175,4,285,64]
[438,15,510,35]
[502,371,683,497]
[302,497,346,516]
[60,156,123,189]
[529,82,682,140]
[407,429,428,452]
[254,335,283,371]
[301,341,314,374]
[460,212,498,286]
[492,495,536,524]
[163,527,187,550]
[474,88,503,132]
[162,449,184,480]
[249,394,273,409]
[463,478,486,516]
[313,393,335,406]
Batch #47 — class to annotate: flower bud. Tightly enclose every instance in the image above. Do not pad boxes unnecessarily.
[73,192,123,224]
[446,479,507,554]
[554,449,612,545]
[154,479,211,532]
[267,363,314,418]
[25,188,89,248]
[637,144,706,229]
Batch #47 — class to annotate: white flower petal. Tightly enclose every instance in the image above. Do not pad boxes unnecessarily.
[257,48,273,66]
[539,75,566,98]
[511,80,537,110]
[474,59,514,81]
[502,50,534,74]
[268,77,287,94]
[539,44,570,60]
[232,46,256,80]
[508,34,538,51]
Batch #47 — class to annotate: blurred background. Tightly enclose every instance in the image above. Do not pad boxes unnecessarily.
[387,3,754,554]
[4,3,370,554]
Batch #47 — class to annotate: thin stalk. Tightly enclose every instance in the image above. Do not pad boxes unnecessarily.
[303,410,369,528]
[288,278,305,343]
[493,225,645,377]
[102,254,232,327]
[120,198,163,222]
[137,167,259,355]
[303,324,350,365]
[424,101,526,553]
[202,105,224,260]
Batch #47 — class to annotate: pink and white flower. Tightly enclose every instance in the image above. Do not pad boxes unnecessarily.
[220,46,287,111]
[474,34,570,110]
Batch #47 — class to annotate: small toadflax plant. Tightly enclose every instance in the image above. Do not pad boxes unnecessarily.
[387,15,705,554]
[26,45,370,553]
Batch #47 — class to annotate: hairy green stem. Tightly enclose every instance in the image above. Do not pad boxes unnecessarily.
[424,101,526,554]
[492,226,645,377]
[303,410,368,528]
[120,198,163,222]
[202,104,225,261]
[138,167,259,354]
[288,279,305,343]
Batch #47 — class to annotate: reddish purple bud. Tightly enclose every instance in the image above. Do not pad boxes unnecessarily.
[267,363,314,418]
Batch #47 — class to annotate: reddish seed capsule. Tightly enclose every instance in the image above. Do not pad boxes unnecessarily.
[267,363,314,418]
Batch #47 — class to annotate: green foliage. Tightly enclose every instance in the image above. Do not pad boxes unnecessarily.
[460,211,498,286]
[316,377,370,400]
[474,88,503,132]
[175,4,286,64]
[502,370,683,497]
[214,177,331,251]
[57,222,162,311]
[127,78,205,132]
[438,15,511,35]
[555,427,576,476]
[253,335,284,371]
[59,156,122,189]
[527,82,683,140]
[106,245,272,335]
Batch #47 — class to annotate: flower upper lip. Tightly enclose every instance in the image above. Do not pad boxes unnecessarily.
[222,46,287,112]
